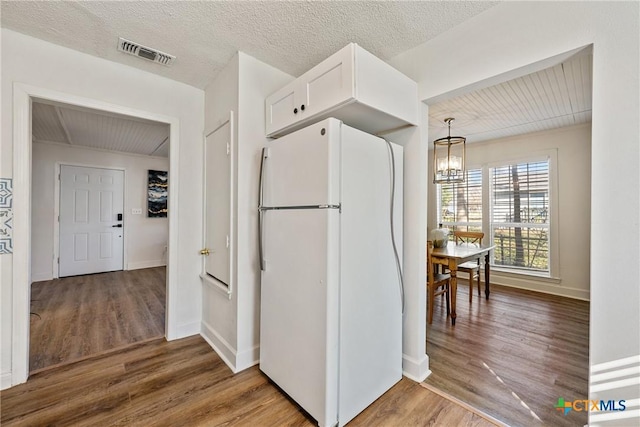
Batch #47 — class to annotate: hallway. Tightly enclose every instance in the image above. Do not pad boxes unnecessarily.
[29,267,165,372]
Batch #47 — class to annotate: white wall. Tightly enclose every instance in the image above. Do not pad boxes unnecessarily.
[1,29,204,388]
[427,124,591,300]
[201,54,240,368]
[235,53,293,368]
[382,105,429,382]
[201,52,293,372]
[31,142,170,281]
[390,1,639,421]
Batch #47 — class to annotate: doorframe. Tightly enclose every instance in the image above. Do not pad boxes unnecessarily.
[12,83,180,385]
[54,163,128,278]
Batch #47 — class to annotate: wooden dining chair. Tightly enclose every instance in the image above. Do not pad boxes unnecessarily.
[427,240,450,324]
[453,231,485,302]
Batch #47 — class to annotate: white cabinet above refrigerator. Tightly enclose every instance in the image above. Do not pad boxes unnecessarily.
[265,43,418,138]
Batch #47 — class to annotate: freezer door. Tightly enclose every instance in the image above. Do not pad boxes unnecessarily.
[262,118,341,208]
[260,208,339,427]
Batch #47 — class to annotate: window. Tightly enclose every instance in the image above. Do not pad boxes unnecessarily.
[437,168,482,233]
[490,160,550,274]
[435,155,556,278]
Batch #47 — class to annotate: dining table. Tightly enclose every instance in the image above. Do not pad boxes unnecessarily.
[431,242,496,325]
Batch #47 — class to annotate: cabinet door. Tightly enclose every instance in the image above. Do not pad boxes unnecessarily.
[204,114,232,287]
[300,43,354,119]
[265,80,299,137]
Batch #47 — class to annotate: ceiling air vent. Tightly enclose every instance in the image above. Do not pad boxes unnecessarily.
[117,37,175,67]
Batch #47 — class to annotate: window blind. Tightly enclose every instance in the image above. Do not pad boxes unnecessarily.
[438,168,482,232]
[490,161,550,273]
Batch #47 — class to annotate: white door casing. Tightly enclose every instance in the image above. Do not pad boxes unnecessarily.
[12,83,181,388]
[59,165,124,277]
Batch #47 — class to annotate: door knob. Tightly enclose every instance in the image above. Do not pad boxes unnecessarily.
[200,248,210,256]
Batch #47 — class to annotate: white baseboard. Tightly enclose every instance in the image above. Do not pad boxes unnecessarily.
[127,260,166,270]
[31,261,167,281]
[168,321,200,340]
[31,272,53,283]
[402,352,431,383]
[491,273,590,300]
[31,261,168,281]
[201,320,238,373]
[1,371,12,390]
[235,344,260,372]
[200,321,258,373]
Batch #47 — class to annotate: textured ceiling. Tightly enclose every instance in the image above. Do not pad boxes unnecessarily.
[0,0,498,89]
[4,1,592,157]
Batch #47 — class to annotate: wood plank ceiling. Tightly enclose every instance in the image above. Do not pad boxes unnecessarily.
[429,50,592,144]
[31,100,170,157]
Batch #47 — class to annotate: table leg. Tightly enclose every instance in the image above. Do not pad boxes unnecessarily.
[449,262,457,325]
[484,253,490,300]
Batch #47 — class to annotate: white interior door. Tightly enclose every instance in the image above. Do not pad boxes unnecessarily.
[59,165,124,277]
[204,118,231,286]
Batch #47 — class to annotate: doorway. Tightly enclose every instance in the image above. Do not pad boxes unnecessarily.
[11,84,180,385]
[423,47,592,426]
[28,99,171,373]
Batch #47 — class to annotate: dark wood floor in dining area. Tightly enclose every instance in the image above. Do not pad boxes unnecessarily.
[426,280,590,427]
[29,267,166,372]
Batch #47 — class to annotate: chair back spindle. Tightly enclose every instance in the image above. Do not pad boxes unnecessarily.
[452,231,485,303]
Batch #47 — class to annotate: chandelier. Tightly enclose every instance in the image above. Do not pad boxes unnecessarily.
[433,117,466,184]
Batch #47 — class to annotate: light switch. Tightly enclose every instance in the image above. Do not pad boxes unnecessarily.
[132,208,143,215]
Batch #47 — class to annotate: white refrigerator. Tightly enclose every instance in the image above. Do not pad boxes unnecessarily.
[259,118,403,427]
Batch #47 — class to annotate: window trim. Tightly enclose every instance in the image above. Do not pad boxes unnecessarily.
[487,150,559,278]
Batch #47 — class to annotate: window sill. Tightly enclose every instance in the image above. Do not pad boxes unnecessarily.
[488,267,561,284]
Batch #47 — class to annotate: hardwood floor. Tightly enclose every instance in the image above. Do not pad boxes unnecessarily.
[2,335,499,426]
[425,281,590,427]
[29,267,166,372]
[19,269,587,425]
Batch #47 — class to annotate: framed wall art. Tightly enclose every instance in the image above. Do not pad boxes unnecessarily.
[147,170,168,218]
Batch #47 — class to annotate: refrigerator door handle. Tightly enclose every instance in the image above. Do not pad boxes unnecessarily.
[259,204,340,211]
[258,147,268,271]
[259,210,265,271]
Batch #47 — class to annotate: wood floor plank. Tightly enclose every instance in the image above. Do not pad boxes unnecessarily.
[425,282,589,427]
[18,268,588,426]
[29,267,166,372]
[350,377,496,426]
[1,336,498,427]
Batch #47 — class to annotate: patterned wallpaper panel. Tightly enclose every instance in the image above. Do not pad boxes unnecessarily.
[0,178,13,254]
